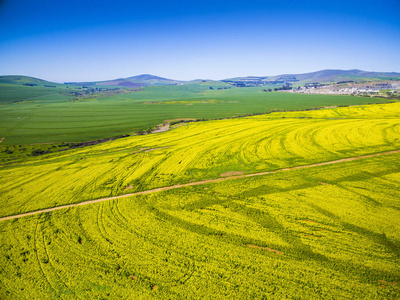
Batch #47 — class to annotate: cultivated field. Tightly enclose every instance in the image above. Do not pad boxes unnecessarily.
[0,102,399,298]
[1,102,400,217]
[0,153,399,299]
[0,79,390,145]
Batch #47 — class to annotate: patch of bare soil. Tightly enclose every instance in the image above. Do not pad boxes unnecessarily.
[318,182,331,185]
[164,118,197,122]
[220,171,244,177]
[304,234,321,238]
[303,220,323,227]
[132,146,170,154]
[247,244,283,254]
[144,146,170,153]
[152,123,170,133]
[172,123,188,129]
[0,138,4,144]
[124,185,133,190]
[378,280,397,286]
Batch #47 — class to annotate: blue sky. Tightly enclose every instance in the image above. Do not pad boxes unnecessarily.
[0,0,399,82]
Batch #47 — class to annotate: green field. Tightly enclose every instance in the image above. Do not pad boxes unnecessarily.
[0,102,399,298]
[1,102,400,217]
[0,78,390,145]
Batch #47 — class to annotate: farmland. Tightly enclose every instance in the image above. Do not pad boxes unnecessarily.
[0,101,400,298]
[1,102,400,217]
[0,78,391,145]
[0,149,399,299]
[2,0,400,295]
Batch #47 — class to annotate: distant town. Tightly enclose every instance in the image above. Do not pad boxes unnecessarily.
[287,81,400,96]
[223,74,400,98]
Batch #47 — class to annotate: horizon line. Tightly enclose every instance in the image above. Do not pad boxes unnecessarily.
[1,68,400,83]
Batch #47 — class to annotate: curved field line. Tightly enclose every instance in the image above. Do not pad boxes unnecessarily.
[1,149,400,222]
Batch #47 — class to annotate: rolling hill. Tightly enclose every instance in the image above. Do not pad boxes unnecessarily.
[2,69,400,89]
[65,74,183,87]
[275,69,400,83]
[225,69,400,86]
[0,75,62,86]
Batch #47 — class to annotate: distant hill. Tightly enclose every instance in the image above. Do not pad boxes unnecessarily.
[66,74,183,87]
[273,69,400,83]
[0,75,61,86]
[225,69,400,86]
[2,70,400,89]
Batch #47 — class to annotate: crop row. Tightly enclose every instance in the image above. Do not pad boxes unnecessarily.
[0,153,399,299]
[1,102,400,217]
[0,84,390,145]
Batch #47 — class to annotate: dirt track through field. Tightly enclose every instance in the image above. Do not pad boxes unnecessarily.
[1,149,400,222]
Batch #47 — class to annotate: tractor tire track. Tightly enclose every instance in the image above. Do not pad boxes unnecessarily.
[1,149,400,222]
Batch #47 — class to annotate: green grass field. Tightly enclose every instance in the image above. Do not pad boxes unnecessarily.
[0,80,390,145]
[0,101,399,299]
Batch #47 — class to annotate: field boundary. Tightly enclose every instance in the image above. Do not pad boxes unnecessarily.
[1,149,400,222]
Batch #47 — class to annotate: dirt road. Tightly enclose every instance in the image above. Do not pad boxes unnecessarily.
[1,149,399,222]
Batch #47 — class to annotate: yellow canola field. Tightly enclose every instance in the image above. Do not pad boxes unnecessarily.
[1,152,399,299]
[1,102,400,217]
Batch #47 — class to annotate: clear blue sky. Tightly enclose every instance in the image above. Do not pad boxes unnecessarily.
[0,0,399,82]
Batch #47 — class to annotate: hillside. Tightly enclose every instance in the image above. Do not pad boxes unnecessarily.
[66,74,183,87]
[280,69,400,83]
[1,70,399,145]
[0,75,63,86]
[0,76,73,104]
[2,69,400,89]
[225,69,400,86]
[0,88,389,145]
